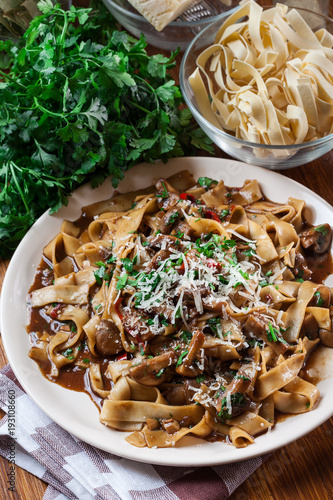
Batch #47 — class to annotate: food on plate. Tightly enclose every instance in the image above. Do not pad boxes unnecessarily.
[189,0,333,145]
[27,170,333,448]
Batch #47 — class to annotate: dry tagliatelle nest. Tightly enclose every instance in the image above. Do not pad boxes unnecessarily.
[189,0,333,149]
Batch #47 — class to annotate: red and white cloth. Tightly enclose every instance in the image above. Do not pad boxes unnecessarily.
[0,364,268,500]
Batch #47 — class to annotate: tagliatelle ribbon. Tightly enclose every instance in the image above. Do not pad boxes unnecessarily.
[189,0,333,148]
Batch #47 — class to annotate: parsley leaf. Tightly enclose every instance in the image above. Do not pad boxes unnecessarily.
[0,1,213,257]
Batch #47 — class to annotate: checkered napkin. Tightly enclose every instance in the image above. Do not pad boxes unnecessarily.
[0,364,267,500]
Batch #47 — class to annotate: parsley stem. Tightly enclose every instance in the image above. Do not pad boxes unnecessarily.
[129,101,150,114]
[133,74,159,109]
[0,70,25,89]
[33,97,68,119]
[9,162,30,216]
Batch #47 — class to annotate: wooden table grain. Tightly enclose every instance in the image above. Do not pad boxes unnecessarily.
[1,1,333,499]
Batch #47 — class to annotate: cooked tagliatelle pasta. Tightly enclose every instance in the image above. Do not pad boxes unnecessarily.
[189,0,333,147]
[27,170,333,449]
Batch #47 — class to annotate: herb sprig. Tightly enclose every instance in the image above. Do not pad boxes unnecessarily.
[0,0,213,257]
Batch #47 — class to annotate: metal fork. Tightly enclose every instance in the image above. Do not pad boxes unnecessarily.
[178,0,220,22]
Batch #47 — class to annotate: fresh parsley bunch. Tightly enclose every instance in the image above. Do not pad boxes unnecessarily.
[0,0,213,257]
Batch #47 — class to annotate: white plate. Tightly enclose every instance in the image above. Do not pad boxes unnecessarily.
[2,157,333,466]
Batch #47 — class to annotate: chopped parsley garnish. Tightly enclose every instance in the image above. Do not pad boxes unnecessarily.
[180,331,192,343]
[314,291,325,306]
[220,209,229,220]
[235,374,250,381]
[167,212,179,225]
[195,234,235,258]
[243,249,255,257]
[160,317,169,327]
[62,348,74,360]
[121,256,137,273]
[266,323,288,345]
[77,341,85,351]
[248,338,264,348]
[208,317,223,338]
[116,274,128,290]
[106,254,117,264]
[93,262,112,286]
[314,225,328,236]
[267,322,278,342]
[198,177,218,191]
[175,307,181,319]
[176,349,189,367]
[217,393,247,422]
[158,181,169,199]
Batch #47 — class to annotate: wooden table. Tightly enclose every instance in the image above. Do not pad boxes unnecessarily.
[1,1,333,499]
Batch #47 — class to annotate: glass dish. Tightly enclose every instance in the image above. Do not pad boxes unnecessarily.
[102,0,239,51]
[180,6,333,169]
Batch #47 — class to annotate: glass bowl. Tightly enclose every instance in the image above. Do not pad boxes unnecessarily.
[102,0,239,51]
[180,6,333,169]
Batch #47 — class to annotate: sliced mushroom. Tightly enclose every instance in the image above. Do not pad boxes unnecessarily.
[291,252,312,280]
[155,179,180,211]
[146,418,160,431]
[201,296,227,312]
[244,314,267,338]
[164,384,187,406]
[182,283,211,304]
[172,219,193,238]
[95,320,123,356]
[215,375,251,418]
[148,233,179,250]
[161,418,181,434]
[122,308,155,343]
[176,330,206,377]
[164,379,201,405]
[145,249,172,271]
[244,314,289,353]
[300,224,332,254]
[153,207,181,235]
[129,351,178,386]
[216,391,251,420]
